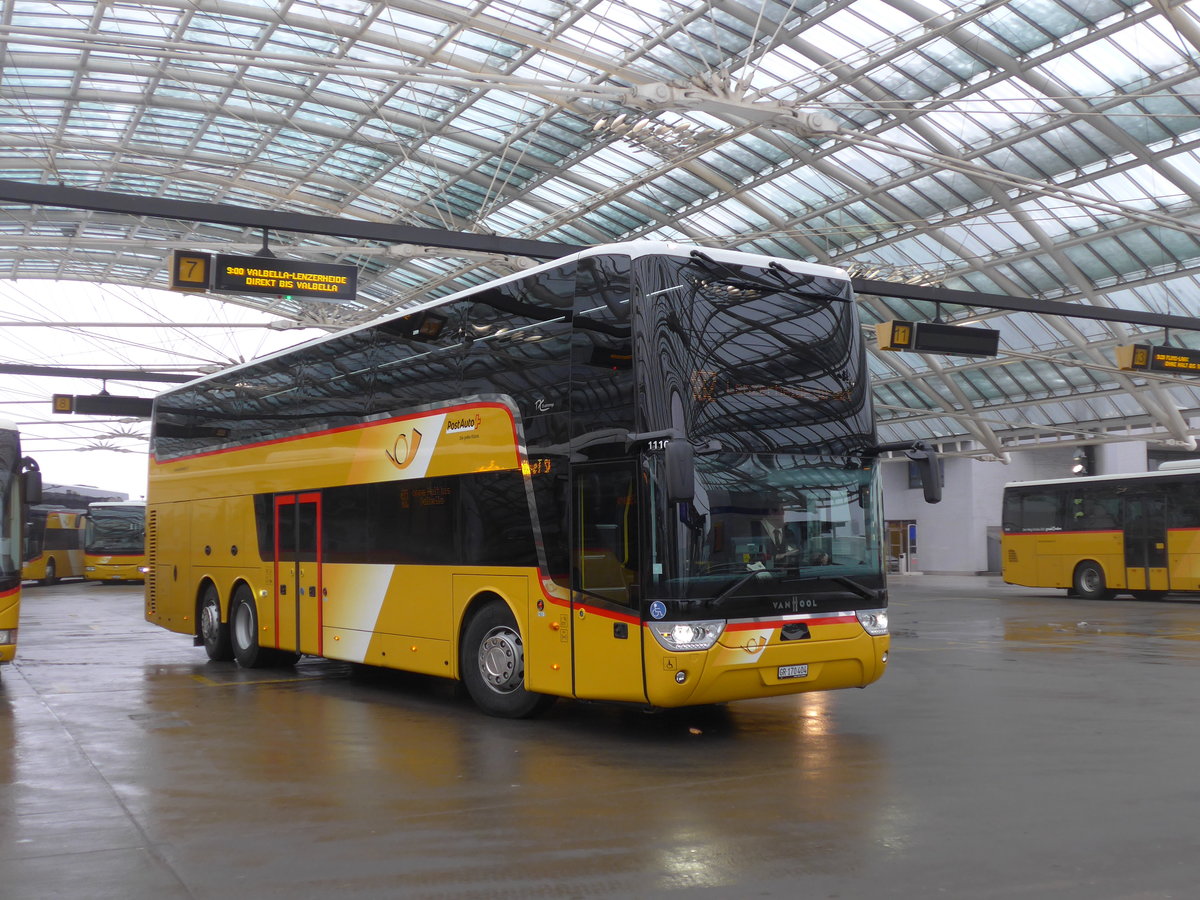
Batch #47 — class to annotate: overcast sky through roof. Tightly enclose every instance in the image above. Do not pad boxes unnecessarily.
[0,281,326,501]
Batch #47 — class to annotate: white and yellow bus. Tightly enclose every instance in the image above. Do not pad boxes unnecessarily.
[1,419,42,665]
[22,508,86,584]
[146,241,937,716]
[84,501,147,582]
[1002,463,1200,600]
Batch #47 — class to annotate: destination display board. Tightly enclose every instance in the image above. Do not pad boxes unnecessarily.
[1116,343,1200,373]
[213,254,357,301]
[875,320,1000,357]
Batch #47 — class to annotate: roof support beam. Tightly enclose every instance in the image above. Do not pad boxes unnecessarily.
[0,179,586,260]
[852,278,1200,332]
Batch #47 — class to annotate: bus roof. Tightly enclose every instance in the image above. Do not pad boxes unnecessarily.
[1005,465,1200,490]
[155,241,850,397]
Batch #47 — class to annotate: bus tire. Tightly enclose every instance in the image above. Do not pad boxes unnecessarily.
[1073,561,1114,601]
[199,583,233,661]
[460,601,553,719]
[230,586,274,668]
[41,558,57,585]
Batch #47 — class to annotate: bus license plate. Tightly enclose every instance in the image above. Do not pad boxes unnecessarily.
[778,664,808,679]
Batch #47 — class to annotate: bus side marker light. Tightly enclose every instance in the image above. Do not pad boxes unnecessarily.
[550,621,560,631]
[411,645,418,652]
[552,663,560,671]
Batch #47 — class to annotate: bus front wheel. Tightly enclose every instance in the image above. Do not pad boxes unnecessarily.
[199,584,233,661]
[1073,561,1114,601]
[461,601,553,719]
[41,558,57,585]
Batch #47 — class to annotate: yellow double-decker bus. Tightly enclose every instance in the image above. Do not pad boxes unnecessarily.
[22,508,86,584]
[1,418,42,665]
[84,501,147,583]
[146,241,938,716]
[1002,463,1200,601]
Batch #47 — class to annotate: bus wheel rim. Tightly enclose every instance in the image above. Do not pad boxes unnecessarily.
[234,604,253,648]
[478,627,523,694]
[201,599,220,642]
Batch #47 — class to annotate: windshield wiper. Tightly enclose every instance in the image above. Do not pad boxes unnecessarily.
[706,563,776,607]
[705,572,880,608]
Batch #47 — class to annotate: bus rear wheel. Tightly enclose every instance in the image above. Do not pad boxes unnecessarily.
[199,584,233,661]
[461,601,553,719]
[230,586,298,668]
[1073,561,1114,601]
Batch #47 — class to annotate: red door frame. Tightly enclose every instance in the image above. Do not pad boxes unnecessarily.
[273,491,324,655]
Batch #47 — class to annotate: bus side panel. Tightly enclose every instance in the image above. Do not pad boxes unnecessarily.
[320,564,454,662]
[1002,532,1124,589]
[146,502,193,635]
[1167,528,1200,591]
[188,495,270,638]
[0,585,18,662]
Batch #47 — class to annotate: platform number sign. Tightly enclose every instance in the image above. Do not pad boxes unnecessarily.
[170,250,212,293]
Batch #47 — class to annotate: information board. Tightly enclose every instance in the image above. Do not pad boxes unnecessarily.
[212,254,357,301]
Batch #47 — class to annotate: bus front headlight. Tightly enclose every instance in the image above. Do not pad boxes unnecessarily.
[856,609,889,636]
[650,620,725,652]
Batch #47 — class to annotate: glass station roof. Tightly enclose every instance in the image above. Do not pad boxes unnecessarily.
[4,0,1200,459]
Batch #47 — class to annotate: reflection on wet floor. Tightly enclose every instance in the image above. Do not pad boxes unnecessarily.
[3,577,1200,898]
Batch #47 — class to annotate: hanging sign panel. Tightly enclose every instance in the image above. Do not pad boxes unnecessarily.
[169,250,213,292]
[875,320,1000,357]
[212,254,357,301]
[1116,343,1200,373]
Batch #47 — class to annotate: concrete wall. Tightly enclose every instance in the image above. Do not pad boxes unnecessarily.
[880,443,1153,575]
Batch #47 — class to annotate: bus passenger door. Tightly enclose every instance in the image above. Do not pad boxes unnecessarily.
[571,462,647,703]
[274,492,324,656]
[1124,494,1168,592]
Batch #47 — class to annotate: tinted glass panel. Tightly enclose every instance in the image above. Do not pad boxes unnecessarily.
[277,470,538,567]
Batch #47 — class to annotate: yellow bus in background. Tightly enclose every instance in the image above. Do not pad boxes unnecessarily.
[1002,463,1200,600]
[84,501,147,583]
[146,242,939,716]
[23,508,86,584]
[1,418,42,665]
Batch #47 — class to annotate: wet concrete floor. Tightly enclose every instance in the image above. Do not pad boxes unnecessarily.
[2,575,1198,899]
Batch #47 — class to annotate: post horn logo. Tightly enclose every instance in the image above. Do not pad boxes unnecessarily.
[386,427,422,469]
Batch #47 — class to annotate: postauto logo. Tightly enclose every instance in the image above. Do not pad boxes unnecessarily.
[386,427,422,470]
[445,413,482,435]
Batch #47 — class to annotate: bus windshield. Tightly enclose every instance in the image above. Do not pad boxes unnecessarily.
[0,436,20,582]
[86,508,144,554]
[647,453,883,605]
[0,460,17,580]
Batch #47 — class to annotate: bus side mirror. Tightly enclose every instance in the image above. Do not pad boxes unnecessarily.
[907,442,941,504]
[664,439,695,504]
[21,458,42,505]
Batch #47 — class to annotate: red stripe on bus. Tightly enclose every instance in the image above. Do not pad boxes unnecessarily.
[726,615,857,631]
